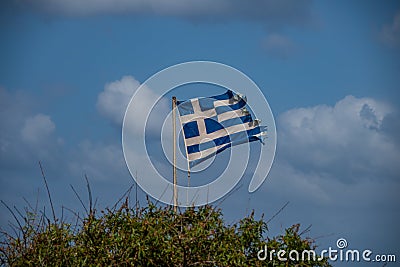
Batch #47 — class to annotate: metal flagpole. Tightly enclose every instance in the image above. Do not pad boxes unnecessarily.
[172,96,178,212]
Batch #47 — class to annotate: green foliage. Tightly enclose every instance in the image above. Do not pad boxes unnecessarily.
[0,199,330,267]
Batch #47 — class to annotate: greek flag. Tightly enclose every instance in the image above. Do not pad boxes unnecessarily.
[177,90,267,167]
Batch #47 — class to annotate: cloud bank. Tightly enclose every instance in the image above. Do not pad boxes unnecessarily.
[264,95,400,254]
[18,0,313,28]
[278,95,399,184]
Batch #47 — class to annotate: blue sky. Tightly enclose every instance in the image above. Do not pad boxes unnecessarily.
[1,0,400,265]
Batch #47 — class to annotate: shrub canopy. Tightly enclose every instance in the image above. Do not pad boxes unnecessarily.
[1,201,330,266]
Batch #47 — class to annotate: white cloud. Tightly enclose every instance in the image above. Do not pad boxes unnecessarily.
[20,0,313,28]
[278,95,399,183]
[262,33,296,59]
[380,10,400,47]
[97,76,140,125]
[21,114,56,145]
[0,88,63,170]
[97,75,169,136]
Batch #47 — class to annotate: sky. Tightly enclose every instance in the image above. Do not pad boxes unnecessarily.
[1,0,400,265]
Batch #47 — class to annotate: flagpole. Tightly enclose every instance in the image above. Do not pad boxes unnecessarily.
[172,96,178,212]
[187,166,190,206]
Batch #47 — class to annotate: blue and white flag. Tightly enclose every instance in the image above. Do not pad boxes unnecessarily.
[177,90,267,167]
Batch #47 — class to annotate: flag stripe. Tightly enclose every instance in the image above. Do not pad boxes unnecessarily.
[185,118,259,147]
[187,143,229,161]
[205,115,252,134]
[179,97,245,124]
[187,128,266,166]
[187,127,262,155]
[214,99,246,114]
[217,108,248,122]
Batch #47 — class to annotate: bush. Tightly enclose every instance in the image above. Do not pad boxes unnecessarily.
[0,199,330,266]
